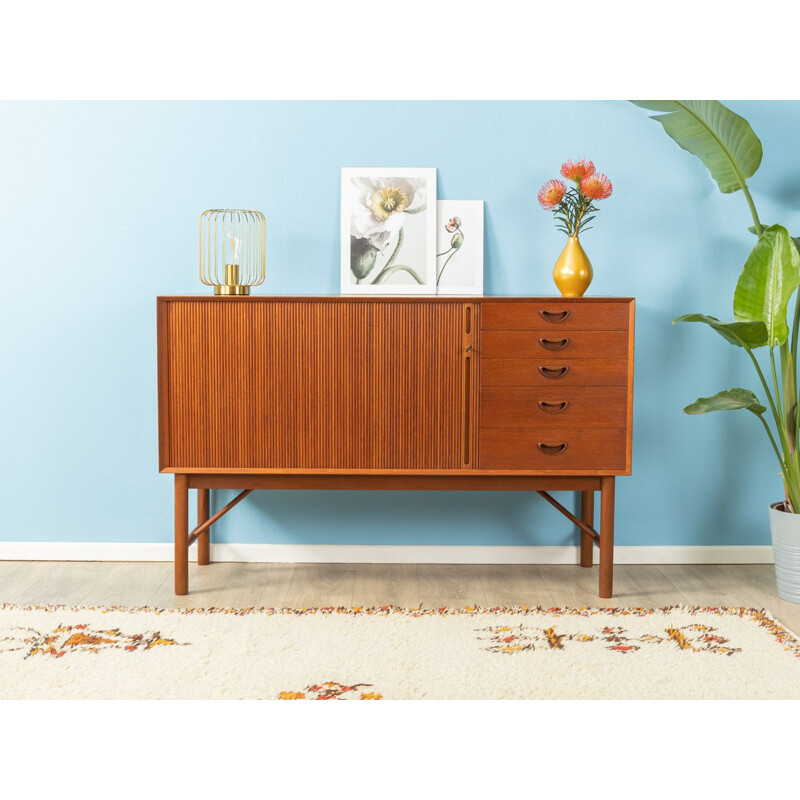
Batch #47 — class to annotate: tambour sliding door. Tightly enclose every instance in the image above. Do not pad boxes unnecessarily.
[159,298,472,470]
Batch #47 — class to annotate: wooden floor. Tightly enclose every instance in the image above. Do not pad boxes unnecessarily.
[1,561,799,632]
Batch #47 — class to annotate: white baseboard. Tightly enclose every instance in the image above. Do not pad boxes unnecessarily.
[0,542,774,564]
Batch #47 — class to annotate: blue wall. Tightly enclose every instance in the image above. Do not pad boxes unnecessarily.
[2,100,799,547]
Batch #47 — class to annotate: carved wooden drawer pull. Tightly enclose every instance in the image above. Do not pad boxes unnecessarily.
[539,310,571,323]
[537,442,568,455]
[538,337,570,351]
[538,400,569,414]
[538,366,569,379]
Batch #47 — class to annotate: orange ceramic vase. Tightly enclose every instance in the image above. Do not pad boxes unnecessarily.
[553,235,593,298]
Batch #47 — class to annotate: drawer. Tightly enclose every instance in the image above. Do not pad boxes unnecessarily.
[479,427,627,471]
[481,358,628,387]
[481,302,630,331]
[481,387,627,428]
[480,330,628,359]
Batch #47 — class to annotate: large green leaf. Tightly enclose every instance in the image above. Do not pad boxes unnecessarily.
[733,225,800,346]
[684,388,766,416]
[631,101,762,194]
[747,225,800,254]
[673,313,768,349]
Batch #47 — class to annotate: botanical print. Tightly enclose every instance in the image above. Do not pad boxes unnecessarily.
[436,200,484,295]
[341,168,436,294]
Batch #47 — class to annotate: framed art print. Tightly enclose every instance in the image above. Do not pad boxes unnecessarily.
[436,200,484,295]
[341,167,437,294]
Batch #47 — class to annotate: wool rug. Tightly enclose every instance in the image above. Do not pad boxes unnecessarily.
[0,603,798,699]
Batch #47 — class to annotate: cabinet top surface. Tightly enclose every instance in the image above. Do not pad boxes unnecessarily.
[157,295,635,303]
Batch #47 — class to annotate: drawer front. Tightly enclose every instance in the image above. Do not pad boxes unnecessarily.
[479,427,627,470]
[481,302,629,331]
[480,330,628,359]
[481,387,627,428]
[481,358,628,387]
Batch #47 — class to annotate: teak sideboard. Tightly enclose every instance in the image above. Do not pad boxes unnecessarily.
[157,296,635,597]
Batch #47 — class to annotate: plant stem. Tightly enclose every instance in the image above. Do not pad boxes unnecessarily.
[741,182,763,236]
[792,293,800,439]
[746,348,787,458]
[770,346,786,440]
[437,249,458,283]
[574,195,594,236]
[383,228,404,271]
[781,341,797,465]
[369,228,405,285]
[372,264,424,285]
[757,413,787,472]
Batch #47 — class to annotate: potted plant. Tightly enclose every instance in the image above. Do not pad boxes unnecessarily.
[633,100,800,603]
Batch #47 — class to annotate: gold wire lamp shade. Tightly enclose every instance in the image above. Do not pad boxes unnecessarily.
[199,209,266,295]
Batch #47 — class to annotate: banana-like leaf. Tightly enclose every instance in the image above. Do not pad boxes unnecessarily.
[631,101,762,194]
[684,388,766,416]
[673,313,768,349]
[733,225,800,346]
[747,225,800,253]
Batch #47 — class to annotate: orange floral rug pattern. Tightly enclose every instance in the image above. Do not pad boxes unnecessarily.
[2,602,796,657]
[0,622,185,659]
[1,603,798,699]
[279,682,382,700]
[477,621,741,656]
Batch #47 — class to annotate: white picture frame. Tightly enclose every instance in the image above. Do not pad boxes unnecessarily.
[341,167,437,295]
[436,200,484,295]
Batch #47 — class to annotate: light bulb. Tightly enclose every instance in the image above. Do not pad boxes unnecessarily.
[225,227,242,266]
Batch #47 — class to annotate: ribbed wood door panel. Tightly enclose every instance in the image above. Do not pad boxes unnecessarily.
[161,300,466,469]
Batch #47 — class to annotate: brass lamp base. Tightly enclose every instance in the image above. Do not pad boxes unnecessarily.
[214,285,251,295]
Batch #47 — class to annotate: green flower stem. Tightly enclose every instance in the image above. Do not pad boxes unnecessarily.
[553,188,597,237]
[437,249,458,284]
[383,228,404,271]
[372,264,424,285]
[369,228,406,285]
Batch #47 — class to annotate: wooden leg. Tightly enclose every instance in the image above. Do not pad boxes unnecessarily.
[599,476,615,598]
[197,488,210,566]
[174,474,189,596]
[580,490,595,568]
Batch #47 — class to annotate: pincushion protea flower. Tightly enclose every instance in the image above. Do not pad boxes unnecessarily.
[539,158,613,237]
[538,179,568,209]
[580,173,613,200]
[560,159,595,182]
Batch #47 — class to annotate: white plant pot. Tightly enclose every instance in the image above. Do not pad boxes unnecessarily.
[769,502,800,604]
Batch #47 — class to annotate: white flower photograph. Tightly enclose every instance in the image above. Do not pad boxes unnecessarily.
[341,167,437,294]
[436,200,484,295]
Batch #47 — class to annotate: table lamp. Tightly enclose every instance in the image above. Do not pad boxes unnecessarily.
[199,209,266,295]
